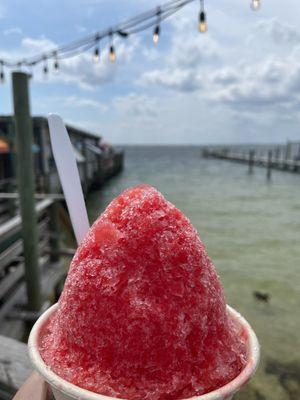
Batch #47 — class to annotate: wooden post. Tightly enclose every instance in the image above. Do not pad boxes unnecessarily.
[267,150,272,180]
[12,72,41,311]
[248,149,255,174]
[285,141,291,161]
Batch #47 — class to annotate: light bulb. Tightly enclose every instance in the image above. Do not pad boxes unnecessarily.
[199,11,207,33]
[93,47,100,63]
[251,0,261,10]
[153,25,160,44]
[109,45,116,62]
[53,59,59,73]
[0,62,4,83]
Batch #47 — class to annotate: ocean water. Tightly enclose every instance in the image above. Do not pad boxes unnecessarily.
[87,146,300,400]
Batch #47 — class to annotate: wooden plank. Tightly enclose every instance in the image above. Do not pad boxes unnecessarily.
[0,260,66,322]
[0,193,64,200]
[0,199,53,244]
[0,240,23,274]
[41,261,66,296]
[0,266,24,301]
[0,335,32,394]
[0,286,25,321]
[0,219,50,273]
[0,238,50,301]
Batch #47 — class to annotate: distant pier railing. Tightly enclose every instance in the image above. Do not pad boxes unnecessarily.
[203,141,300,177]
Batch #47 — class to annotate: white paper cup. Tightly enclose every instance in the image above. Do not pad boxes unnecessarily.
[28,304,260,400]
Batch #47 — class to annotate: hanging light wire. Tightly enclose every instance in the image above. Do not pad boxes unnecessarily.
[43,57,48,77]
[53,51,59,73]
[199,0,207,33]
[108,31,116,62]
[153,7,161,44]
[0,0,261,79]
[0,0,196,70]
[93,34,100,62]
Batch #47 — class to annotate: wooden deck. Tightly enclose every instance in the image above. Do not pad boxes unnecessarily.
[0,197,73,397]
[0,335,32,399]
[0,199,70,339]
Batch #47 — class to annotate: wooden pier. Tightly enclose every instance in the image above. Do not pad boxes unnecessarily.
[0,116,124,197]
[0,72,124,398]
[203,142,300,176]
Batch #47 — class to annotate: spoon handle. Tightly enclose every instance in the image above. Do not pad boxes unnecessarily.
[48,114,90,245]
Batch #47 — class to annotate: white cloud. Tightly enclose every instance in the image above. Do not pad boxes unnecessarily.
[209,55,300,116]
[112,92,158,118]
[62,95,107,111]
[138,11,222,92]
[2,1,300,144]
[139,68,202,92]
[0,36,56,65]
[57,37,140,90]
[254,18,300,45]
[22,36,55,53]
[3,27,22,36]
[138,11,300,126]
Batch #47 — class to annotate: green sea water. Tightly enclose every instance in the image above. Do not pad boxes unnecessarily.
[87,146,300,400]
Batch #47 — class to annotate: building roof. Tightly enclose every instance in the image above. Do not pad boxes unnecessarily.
[0,115,101,141]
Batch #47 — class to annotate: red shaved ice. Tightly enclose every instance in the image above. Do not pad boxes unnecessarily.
[40,184,246,399]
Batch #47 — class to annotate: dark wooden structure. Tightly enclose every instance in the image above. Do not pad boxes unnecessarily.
[0,115,124,197]
[203,141,300,176]
[0,199,67,336]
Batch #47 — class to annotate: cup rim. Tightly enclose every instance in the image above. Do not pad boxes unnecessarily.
[28,303,260,400]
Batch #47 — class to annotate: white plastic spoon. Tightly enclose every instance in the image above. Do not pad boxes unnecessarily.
[48,114,90,245]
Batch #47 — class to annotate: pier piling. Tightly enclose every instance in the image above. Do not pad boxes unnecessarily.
[248,150,255,174]
[267,150,273,180]
[12,72,41,311]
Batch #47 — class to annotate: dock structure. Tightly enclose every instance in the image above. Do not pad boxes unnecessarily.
[203,142,300,176]
[0,73,124,397]
[0,116,123,226]
[0,115,124,199]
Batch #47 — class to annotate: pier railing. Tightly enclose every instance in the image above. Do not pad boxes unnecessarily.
[0,197,68,338]
[203,142,300,176]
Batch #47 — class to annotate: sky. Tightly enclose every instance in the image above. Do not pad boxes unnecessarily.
[1,0,300,144]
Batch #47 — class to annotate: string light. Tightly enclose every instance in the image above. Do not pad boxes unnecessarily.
[43,57,48,77]
[0,0,260,81]
[109,32,116,62]
[199,0,207,33]
[251,0,261,11]
[93,46,100,62]
[53,52,59,73]
[153,25,160,44]
[109,45,116,62]
[153,7,161,44]
[0,61,4,83]
[93,35,100,62]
